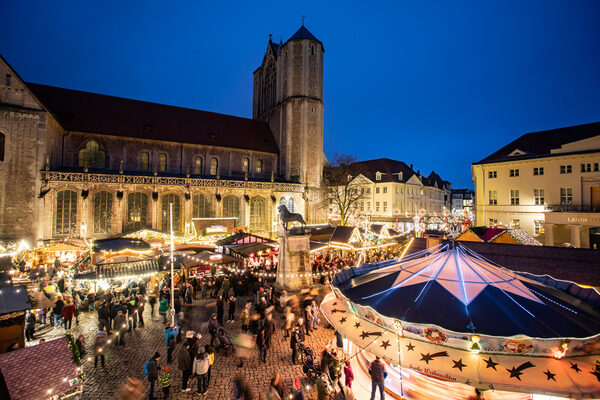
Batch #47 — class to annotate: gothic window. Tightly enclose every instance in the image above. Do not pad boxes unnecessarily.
[192,194,213,218]
[140,152,149,172]
[288,197,295,213]
[159,153,167,173]
[78,140,106,168]
[250,196,266,231]
[5,74,11,86]
[93,191,113,233]
[310,45,315,55]
[0,132,4,161]
[210,158,218,176]
[55,190,77,235]
[262,62,277,112]
[194,156,203,175]
[256,159,263,173]
[126,192,148,231]
[242,158,249,173]
[161,193,181,233]
[223,195,240,220]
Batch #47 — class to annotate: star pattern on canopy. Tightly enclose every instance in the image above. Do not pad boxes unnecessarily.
[380,340,391,350]
[544,370,556,382]
[406,343,415,351]
[484,357,498,370]
[420,351,448,364]
[570,362,581,373]
[506,361,535,381]
[452,359,467,372]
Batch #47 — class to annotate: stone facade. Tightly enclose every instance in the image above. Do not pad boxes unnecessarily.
[0,25,328,243]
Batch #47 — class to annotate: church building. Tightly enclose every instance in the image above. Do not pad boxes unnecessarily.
[0,25,326,243]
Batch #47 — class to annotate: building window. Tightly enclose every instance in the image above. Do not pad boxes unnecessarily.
[256,159,263,173]
[594,163,599,172]
[250,196,266,231]
[383,201,387,212]
[376,187,380,194]
[140,152,149,172]
[93,191,113,233]
[0,132,4,162]
[376,172,382,181]
[367,202,370,211]
[509,169,519,177]
[158,153,167,173]
[510,190,520,205]
[192,194,213,218]
[55,190,77,235]
[366,188,371,194]
[489,218,498,227]
[375,202,380,212]
[5,74,11,86]
[560,187,573,205]
[533,167,544,176]
[488,190,497,205]
[510,219,520,229]
[194,157,202,175]
[210,158,218,176]
[223,195,240,220]
[126,192,148,231]
[560,165,572,174]
[78,140,106,169]
[287,197,295,213]
[534,220,544,235]
[488,171,497,179]
[161,193,181,233]
[581,163,592,173]
[383,186,387,194]
[242,158,249,173]
[360,202,364,212]
[534,189,544,205]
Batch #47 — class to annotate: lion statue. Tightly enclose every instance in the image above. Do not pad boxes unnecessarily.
[277,204,306,230]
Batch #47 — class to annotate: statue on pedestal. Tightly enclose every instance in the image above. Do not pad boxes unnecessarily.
[277,204,306,230]
[276,205,311,290]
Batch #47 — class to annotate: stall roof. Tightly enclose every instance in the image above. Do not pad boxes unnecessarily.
[330,226,362,245]
[182,250,241,266]
[216,232,272,246]
[335,244,600,338]
[28,290,55,309]
[226,242,276,257]
[0,337,81,400]
[0,286,31,315]
[92,238,151,252]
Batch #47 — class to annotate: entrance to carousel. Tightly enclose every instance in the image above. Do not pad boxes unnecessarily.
[592,186,600,212]
[590,227,600,250]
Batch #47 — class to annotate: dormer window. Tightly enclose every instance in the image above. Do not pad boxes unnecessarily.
[376,172,382,181]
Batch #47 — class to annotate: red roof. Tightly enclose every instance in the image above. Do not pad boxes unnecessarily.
[0,337,80,399]
[26,82,279,154]
[480,228,505,242]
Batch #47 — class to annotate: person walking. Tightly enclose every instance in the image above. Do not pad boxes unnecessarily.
[61,300,76,330]
[216,295,224,325]
[230,376,253,400]
[369,356,386,400]
[75,334,86,358]
[148,294,157,320]
[256,327,267,363]
[290,321,303,365]
[37,307,47,325]
[240,306,250,332]
[291,378,305,400]
[177,342,193,392]
[158,298,169,323]
[192,347,210,395]
[311,301,320,330]
[52,297,64,328]
[266,374,282,400]
[208,314,219,346]
[164,322,180,363]
[160,367,171,399]
[344,360,354,388]
[113,310,127,346]
[284,306,294,338]
[228,295,236,322]
[205,344,215,386]
[24,310,36,341]
[97,300,111,334]
[137,294,145,327]
[303,306,313,336]
[146,352,161,400]
[93,332,106,368]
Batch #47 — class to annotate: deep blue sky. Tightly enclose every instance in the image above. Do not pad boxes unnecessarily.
[2,1,599,188]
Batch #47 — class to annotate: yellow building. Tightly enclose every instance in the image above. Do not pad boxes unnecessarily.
[472,122,600,249]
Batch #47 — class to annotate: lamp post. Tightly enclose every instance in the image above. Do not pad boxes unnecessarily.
[169,203,175,325]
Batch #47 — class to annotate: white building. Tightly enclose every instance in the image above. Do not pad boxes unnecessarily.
[472,122,600,249]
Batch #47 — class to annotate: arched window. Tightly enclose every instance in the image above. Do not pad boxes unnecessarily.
[194,156,203,175]
[93,191,113,233]
[78,140,105,168]
[158,153,167,173]
[192,194,213,218]
[287,197,295,213]
[126,192,148,231]
[161,193,181,233]
[210,158,218,176]
[140,152,149,172]
[242,158,249,173]
[256,159,263,173]
[250,196,266,232]
[262,62,277,112]
[223,195,240,220]
[55,190,77,235]
[0,132,5,162]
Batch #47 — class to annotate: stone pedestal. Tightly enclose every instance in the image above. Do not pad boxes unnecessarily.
[276,227,312,290]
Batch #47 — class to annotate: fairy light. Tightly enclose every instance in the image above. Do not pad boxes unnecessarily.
[554,339,570,359]
[470,335,481,354]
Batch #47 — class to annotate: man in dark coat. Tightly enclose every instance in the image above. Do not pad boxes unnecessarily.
[264,314,276,349]
[147,352,161,400]
[216,295,224,325]
[208,314,219,346]
[256,327,267,363]
[178,342,193,392]
[228,296,236,322]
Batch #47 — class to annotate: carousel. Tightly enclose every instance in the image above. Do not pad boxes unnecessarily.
[320,243,600,399]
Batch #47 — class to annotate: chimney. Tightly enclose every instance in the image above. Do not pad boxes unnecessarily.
[410,164,413,170]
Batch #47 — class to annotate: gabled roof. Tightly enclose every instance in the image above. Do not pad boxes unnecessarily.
[25,82,280,154]
[0,286,31,315]
[330,226,362,245]
[474,121,600,164]
[346,158,450,189]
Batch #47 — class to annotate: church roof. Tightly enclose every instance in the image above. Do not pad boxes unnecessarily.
[288,25,321,43]
[473,121,600,164]
[26,82,280,154]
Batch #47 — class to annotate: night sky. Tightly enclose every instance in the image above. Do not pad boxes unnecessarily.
[1,1,599,188]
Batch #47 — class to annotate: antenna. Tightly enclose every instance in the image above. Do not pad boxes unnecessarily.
[302,15,306,26]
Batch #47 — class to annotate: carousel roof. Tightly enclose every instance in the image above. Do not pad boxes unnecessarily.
[92,238,151,252]
[335,244,600,338]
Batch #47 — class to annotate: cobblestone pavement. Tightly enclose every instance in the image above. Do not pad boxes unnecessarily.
[31,295,336,400]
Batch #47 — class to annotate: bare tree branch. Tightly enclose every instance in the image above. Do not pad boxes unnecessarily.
[323,154,365,225]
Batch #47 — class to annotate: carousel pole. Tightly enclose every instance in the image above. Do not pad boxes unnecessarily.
[169,203,175,325]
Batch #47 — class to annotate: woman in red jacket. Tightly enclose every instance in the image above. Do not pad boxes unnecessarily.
[344,360,354,388]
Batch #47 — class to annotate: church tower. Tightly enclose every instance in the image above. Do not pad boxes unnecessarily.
[253,25,324,192]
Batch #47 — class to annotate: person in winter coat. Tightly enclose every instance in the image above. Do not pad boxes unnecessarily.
[60,301,76,330]
[208,314,219,346]
[164,322,180,363]
[291,377,305,400]
[231,376,253,400]
[216,295,224,325]
[113,311,127,346]
[316,374,330,400]
[192,347,210,395]
[256,327,267,363]
[266,373,282,400]
[24,310,36,341]
[311,301,320,329]
[303,306,313,336]
[97,300,111,334]
[76,334,86,357]
[93,332,106,368]
[264,314,276,349]
[147,352,161,400]
[158,298,169,323]
[369,356,386,400]
[205,344,215,385]
[178,342,193,392]
[53,297,64,327]
[344,360,354,388]
[284,306,295,338]
[228,296,236,322]
[148,294,157,319]
[240,306,250,332]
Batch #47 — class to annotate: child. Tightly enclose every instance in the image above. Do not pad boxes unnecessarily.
[160,367,171,398]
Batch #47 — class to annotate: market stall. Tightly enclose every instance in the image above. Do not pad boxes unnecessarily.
[321,243,600,398]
